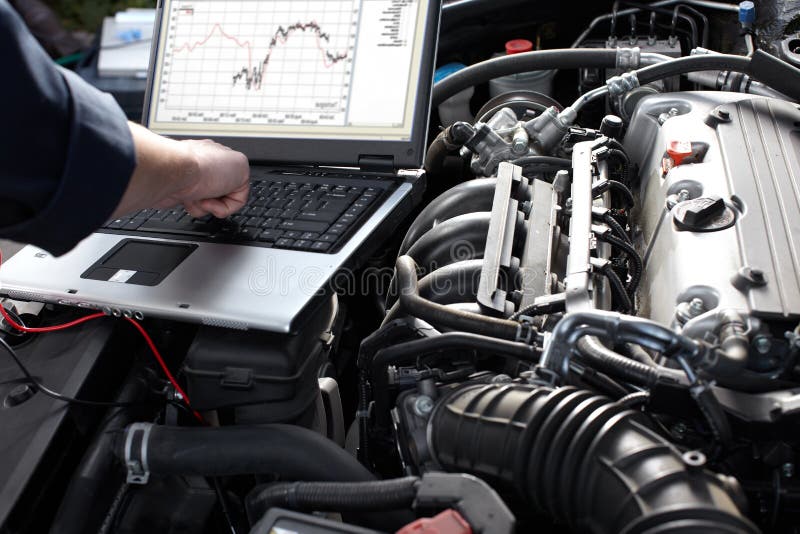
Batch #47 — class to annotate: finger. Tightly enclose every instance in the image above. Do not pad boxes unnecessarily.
[198,197,243,218]
[184,201,208,218]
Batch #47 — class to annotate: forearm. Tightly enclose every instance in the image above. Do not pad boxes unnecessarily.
[111,122,194,218]
[112,122,250,220]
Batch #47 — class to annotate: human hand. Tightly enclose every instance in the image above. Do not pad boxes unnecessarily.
[112,123,250,219]
[164,139,250,219]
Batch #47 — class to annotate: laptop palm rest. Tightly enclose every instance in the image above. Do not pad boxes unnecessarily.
[81,239,197,287]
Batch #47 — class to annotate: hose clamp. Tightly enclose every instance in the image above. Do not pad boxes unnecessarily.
[615,47,641,70]
[515,319,535,344]
[124,422,153,485]
[605,72,640,97]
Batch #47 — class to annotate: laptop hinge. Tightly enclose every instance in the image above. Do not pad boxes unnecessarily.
[358,155,395,173]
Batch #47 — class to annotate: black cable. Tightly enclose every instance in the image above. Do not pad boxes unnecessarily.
[598,233,643,296]
[0,335,142,408]
[602,212,632,244]
[599,264,634,314]
[211,477,238,534]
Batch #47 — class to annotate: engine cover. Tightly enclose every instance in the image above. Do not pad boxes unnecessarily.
[625,92,800,326]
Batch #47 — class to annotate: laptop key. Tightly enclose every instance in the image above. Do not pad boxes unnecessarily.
[283,231,302,239]
[318,234,337,243]
[296,211,339,224]
[275,238,295,248]
[310,241,331,252]
[237,227,259,240]
[301,232,320,240]
[291,239,313,250]
[106,218,126,229]
[279,220,329,233]
[259,229,283,242]
[139,219,214,236]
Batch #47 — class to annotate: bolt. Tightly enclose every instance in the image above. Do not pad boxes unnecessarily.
[717,109,731,120]
[677,189,690,202]
[671,422,688,439]
[753,335,772,354]
[4,384,35,407]
[688,298,706,317]
[782,463,795,478]
[413,395,434,417]
[750,268,765,283]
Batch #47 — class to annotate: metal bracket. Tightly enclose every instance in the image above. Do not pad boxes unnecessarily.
[477,162,522,313]
[124,422,153,485]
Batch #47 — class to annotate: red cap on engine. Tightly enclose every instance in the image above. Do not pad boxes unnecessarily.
[667,139,693,166]
[505,39,533,55]
[396,510,472,534]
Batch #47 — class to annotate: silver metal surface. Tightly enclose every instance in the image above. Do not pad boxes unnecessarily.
[0,182,412,334]
[625,91,800,326]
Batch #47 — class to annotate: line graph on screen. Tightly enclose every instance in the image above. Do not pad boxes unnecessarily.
[158,1,359,122]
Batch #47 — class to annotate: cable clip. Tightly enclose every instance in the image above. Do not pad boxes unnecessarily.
[515,319,535,344]
[605,72,640,97]
[124,422,153,485]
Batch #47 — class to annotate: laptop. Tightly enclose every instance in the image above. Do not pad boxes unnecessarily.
[0,0,441,333]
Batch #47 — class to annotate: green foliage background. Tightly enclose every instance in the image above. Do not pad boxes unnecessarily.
[45,0,155,31]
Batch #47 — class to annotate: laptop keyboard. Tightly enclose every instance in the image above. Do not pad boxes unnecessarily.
[102,172,391,254]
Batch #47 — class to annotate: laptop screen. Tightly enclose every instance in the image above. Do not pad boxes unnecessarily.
[145,0,431,143]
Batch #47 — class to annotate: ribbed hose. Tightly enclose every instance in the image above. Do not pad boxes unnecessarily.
[246,477,419,522]
[428,383,759,534]
[576,336,661,387]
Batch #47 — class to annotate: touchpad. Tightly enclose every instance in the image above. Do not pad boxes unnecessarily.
[81,239,197,286]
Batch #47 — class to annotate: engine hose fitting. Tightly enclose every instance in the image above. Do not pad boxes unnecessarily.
[428,383,759,534]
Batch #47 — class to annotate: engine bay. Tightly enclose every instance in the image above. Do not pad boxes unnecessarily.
[3,0,800,532]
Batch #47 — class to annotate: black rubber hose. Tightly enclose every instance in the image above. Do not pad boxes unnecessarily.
[400,179,497,253]
[385,259,483,314]
[635,54,750,85]
[624,343,657,367]
[395,255,524,340]
[576,336,661,387]
[615,390,650,409]
[115,423,374,481]
[432,48,620,107]
[49,370,150,534]
[246,477,419,523]
[428,383,759,534]
[540,310,703,380]
[404,212,492,275]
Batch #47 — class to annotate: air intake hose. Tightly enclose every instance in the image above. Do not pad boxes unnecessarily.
[428,383,759,534]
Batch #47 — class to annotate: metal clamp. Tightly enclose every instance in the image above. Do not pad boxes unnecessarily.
[124,422,153,485]
[515,319,535,345]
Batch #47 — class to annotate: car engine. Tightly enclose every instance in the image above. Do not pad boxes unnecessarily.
[3,1,800,533]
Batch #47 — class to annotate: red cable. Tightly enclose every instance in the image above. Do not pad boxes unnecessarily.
[0,249,204,423]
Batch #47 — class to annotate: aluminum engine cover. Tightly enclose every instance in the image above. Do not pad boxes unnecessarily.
[624,92,800,326]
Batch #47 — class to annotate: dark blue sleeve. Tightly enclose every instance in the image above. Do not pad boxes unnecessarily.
[0,1,136,256]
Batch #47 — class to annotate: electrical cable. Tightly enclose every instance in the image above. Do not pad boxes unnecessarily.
[0,335,139,407]
[0,249,203,422]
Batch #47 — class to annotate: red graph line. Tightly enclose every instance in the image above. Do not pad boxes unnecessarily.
[171,21,349,90]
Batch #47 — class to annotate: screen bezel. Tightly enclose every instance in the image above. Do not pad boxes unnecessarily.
[142,0,441,169]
